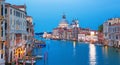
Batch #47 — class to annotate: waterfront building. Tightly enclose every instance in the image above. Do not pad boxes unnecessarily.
[52,28,60,39]
[43,32,52,38]
[62,28,68,40]
[103,18,120,46]
[71,20,80,41]
[52,14,68,40]
[58,28,64,39]
[78,28,98,43]
[78,28,89,42]
[84,31,98,42]
[108,23,120,47]
[98,32,104,44]
[26,16,34,42]
[52,28,65,40]
[43,32,48,38]
[103,22,109,45]
[52,15,81,41]
[5,3,27,63]
[0,0,6,65]
[66,29,72,40]
[52,14,99,43]
[72,27,79,41]
[78,33,86,42]
[89,31,98,42]
[12,4,26,12]
[26,16,34,55]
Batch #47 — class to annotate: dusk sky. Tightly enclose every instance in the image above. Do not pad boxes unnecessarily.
[6,0,120,33]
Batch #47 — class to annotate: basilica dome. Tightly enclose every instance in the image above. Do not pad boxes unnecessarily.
[58,14,68,28]
[60,19,68,24]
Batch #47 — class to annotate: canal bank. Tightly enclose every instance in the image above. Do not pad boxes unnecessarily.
[33,40,120,65]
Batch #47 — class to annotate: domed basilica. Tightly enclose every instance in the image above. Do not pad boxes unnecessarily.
[58,14,68,28]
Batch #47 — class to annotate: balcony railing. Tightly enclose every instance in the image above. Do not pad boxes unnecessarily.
[9,30,27,34]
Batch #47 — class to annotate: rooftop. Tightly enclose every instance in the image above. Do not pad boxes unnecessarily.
[12,5,26,9]
[111,23,120,26]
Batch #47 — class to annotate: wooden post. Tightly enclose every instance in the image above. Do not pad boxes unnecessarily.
[32,58,33,65]
[16,56,18,65]
[23,56,25,65]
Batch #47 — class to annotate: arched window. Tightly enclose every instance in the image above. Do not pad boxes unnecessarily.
[116,35,118,39]
[109,23,111,26]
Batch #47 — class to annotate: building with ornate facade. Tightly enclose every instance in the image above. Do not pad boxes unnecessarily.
[52,14,80,40]
[103,18,120,47]
[78,28,98,43]
[5,3,27,63]
[108,23,120,47]
[52,14,69,39]
[52,14,99,43]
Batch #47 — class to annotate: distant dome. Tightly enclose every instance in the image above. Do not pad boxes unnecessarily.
[58,14,68,28]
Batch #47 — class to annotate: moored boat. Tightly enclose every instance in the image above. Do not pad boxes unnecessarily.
[34,40,46,48]
[35,55,43,59]
[18,59,36,65]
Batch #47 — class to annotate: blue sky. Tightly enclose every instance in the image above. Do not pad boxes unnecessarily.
[6,0,120,33]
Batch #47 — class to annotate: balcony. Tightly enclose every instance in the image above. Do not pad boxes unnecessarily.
[16,43,22,47]
[0,37,5,41]
[15,40,27,48]
[9,30,27,34]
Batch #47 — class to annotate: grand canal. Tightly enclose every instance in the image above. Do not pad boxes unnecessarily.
[32,40,120,65]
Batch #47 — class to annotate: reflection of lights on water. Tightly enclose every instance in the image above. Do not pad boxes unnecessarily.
[102,46,108,57]
[73,41,76,48]
[89,44,96,65]
[73,48,76,56]
[73,41,76,56]
[105,46,108,55]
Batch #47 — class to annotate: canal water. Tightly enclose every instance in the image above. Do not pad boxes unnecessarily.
[33,40,120,65]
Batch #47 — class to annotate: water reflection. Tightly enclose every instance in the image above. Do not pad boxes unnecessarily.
[73,41,76,48]
[73,41,76,56]
[34,40,120,65]
[89,44,96,65]
[102,46,108,57]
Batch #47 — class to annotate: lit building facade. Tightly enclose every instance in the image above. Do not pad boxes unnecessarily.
[78,29,98,43]
[66,29,72,40]
[5,3,27,63]
[108,23,120,47]
[103,18,120,46]
[78,33,86,42]
[52,28,59,39]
